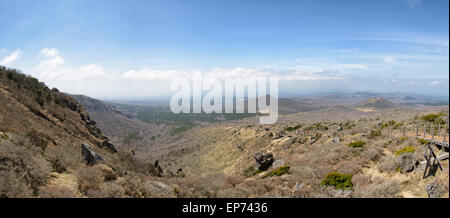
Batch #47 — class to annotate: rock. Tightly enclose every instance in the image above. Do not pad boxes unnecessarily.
[102,140,117,152]
[254,152,274,171]
[272,159,285,169]
[332,137,340,143]
[273,130,286,139]
[153,160,163,177]
[176,168,185,177]
[81,143,103,165]
[399,153,418,173]
[309,136,318,145]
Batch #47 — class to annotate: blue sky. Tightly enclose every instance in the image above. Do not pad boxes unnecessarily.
[0,0,448,98]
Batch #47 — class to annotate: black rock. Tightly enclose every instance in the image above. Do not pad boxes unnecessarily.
[81,143,103,165]
[102,140,117,152]
[254,152,274,171]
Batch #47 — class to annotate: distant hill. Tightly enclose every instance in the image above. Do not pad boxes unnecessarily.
[255,95,325,114]
[354,97,397,111]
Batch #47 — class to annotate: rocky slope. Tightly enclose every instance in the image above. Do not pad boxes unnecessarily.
[70,94,162,153]
[0,67,165,197]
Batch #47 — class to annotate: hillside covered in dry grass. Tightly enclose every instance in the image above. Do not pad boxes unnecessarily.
[1,66,448,198]
[0,67,173,197]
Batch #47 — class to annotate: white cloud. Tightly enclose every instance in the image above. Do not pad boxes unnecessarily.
[41,48,59,58]
[123,68,187,81]
[0,49,23,66]
[121,67,343,82]
[34,48,112,80]
[429,81,442,86]
[382,57,400,65]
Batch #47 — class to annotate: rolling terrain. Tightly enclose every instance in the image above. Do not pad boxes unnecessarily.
[1,67,448,198]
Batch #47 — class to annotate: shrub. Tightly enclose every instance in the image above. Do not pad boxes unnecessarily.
[39,184,79,198]
[263,165,290,178]
[353,180,400,198]
[347,141,365,148]
[27,130,49,150]
[77,167,103,194]
[394,146,416,156]
[6,71,13,79]
[35,96,44,106]
[1,133,8,140]
[418,138,428,145]
[421,114,440,122]
[243,166,263,178]
[54,97,61,105]
[367,129,381,139]
[49,158,67,173]
[284,124,303,132]
[321,172,353,190]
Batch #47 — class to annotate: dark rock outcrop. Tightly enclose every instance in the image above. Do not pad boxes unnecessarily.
[101,140,117,153]
[81,143,103,165]
[153,160,163,177]
[254,152,274,171]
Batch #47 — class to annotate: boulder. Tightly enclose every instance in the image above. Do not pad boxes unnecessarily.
[153,160,163,177]
[254,152,274,171]
[81,143,103,165]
